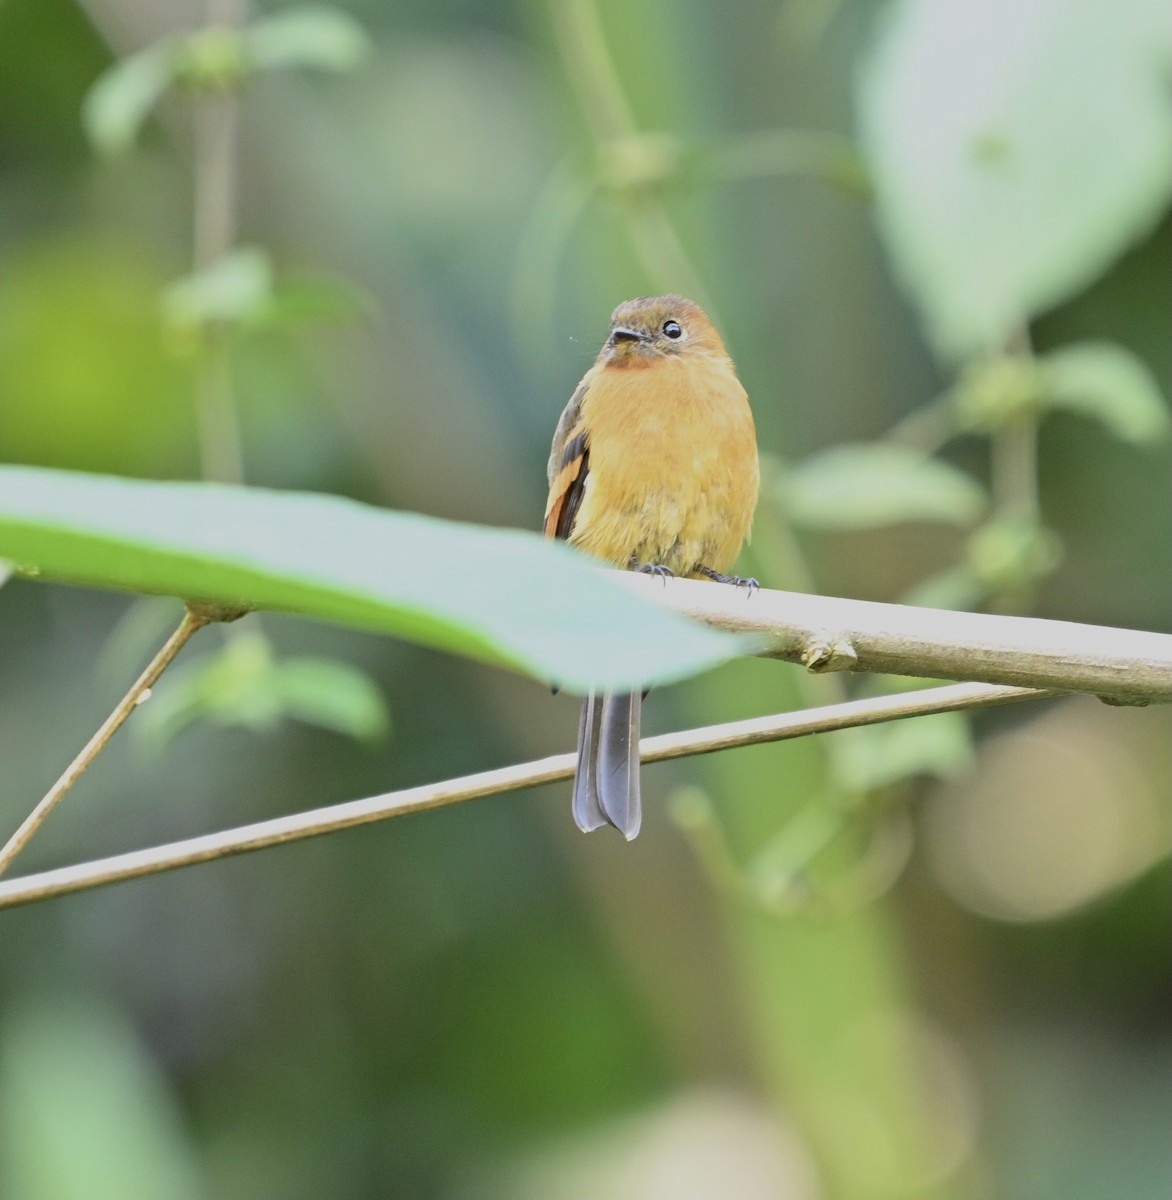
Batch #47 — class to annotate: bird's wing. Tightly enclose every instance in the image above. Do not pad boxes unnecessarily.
[543,379,591,541]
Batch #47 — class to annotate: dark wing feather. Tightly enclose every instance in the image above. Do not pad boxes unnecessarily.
[543,381,591,541]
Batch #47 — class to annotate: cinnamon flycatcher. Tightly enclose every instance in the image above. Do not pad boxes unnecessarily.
[544,295,759,839]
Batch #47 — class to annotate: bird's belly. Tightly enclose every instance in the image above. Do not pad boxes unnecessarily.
[571,372,757,575]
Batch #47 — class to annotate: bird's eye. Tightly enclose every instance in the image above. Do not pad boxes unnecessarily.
[662,320,683,339]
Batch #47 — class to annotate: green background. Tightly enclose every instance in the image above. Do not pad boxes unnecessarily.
[1,1,1168,1198]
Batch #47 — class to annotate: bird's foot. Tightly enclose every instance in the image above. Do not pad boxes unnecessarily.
[697,565,759,595]
[630,556,674,584]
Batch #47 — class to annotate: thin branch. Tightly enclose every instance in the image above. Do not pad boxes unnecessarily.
[0,609,209,878]
[0,681,1047,909]
[609,573,1172,704]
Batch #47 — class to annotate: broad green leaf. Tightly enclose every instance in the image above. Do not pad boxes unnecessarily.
[1040,341,1170,445]
[162,247,274,332]
[140,634,389,745]
[245,6,371,73]
[0,998,201,1200]
[0,466,741,694]
[782,443,986,529]
[82,39,182,157]
[858,0,1172,358]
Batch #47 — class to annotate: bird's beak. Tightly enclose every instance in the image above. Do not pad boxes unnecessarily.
[610,326,648,345]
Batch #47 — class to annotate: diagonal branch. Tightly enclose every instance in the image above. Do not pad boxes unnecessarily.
[609,572,1172,704]
[0,680,1049,909]
[0,608,209,878]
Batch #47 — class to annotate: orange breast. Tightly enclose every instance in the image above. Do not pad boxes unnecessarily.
[569,354,758,575]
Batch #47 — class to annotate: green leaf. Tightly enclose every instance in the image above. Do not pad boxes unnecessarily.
[0,998,201,1200]
[858,0,1172,358]
[830,675,976,791]
[162,247,274,332]
[141,634,285,742]
[82,39,182,157]
[244,5,371,74]
[273,655,389,742]
[0,466,741,694]
[140,634,389,745]
[832,710,974,792]
[782,443,986,529]
[964,518,1063,592]
[1040,341,1170,445]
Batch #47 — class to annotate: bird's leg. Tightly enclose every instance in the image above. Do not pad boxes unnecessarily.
[629,554,674,583]
[696,564,759,594]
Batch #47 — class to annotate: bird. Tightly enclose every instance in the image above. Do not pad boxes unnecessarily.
[543,295,759,839]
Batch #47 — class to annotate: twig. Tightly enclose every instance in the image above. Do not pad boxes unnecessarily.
[0,608,209,878]
[0,680,1047,908]
[609,572,1172,703]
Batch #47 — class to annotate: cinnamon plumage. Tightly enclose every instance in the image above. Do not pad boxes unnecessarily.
[544,295,759,838]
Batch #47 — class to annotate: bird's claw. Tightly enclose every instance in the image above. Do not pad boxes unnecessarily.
[697,565,759,596]
[631,557,674,585]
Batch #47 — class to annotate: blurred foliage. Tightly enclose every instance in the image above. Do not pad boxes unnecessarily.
[858,0,1171,359]
[0,0,1168,1199]
[83,5,370,155]
[137,628,390,746]
[781,444,988,530]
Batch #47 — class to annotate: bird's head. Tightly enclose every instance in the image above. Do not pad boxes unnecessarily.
[600,295,727,366]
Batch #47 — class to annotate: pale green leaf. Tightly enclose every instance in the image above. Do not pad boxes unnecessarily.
[140,634,285,743]
[832,711,974,792]
[0,466,741,694]
[832,676,977,791]
[858,0,1172,358]
[245,6,371,73]
[1040,341,1170,445]
[83,39,182,157]
[964,519,1063,591]
[140,635,389,745]
[274,656,390,742]
[783,443,986,529]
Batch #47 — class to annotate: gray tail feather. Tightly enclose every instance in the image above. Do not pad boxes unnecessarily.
[597,691,642,840]
[572,693,607,832]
